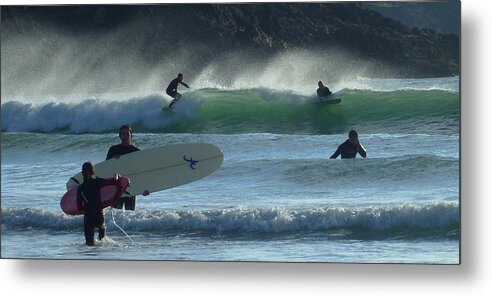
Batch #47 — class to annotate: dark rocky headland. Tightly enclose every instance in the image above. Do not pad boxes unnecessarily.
[1,3,460,95]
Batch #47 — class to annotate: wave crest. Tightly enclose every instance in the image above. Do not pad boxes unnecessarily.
[2,203,459,236]
[1,88,458,134]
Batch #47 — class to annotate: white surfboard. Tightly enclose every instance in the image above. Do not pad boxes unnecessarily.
[162,106,175,113]
[317,97,341,104]
[66,143,224,196]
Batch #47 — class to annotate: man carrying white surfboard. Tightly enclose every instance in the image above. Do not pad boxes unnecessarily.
[166,73,190,110]
[106,125,149,210]
[106,125,140,160]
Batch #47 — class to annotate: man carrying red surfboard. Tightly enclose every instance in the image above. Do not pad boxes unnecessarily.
[77,162,123,246]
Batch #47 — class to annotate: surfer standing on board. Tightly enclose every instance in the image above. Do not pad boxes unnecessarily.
[166,73,190,110]
[330,130,367,159]
[317,80,332,98]
[77,162,122,246]
[106,124,149,210]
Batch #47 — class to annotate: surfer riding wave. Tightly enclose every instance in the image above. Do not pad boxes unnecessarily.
[166,73,190,110]
[317,80,332,98]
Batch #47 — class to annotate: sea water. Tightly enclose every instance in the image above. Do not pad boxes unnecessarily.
[1,76,459,263]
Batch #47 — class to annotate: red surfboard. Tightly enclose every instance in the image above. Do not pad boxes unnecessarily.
[60,175,130,216]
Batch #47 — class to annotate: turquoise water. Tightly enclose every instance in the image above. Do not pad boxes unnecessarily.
[1,77,459,263]
[2,88,458,135]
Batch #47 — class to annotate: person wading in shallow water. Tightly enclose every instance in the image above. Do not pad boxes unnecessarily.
[106,124,149,210]
[330,130,367,159]
[77,162,122,246]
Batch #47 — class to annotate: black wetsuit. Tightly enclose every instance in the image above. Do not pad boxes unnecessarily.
[106,144,140,160]
[317,86,332,97]
[166,78,189,109]
[166,78,181,98]
[330,140,367,159]
[77,177,119,246]
[106,144,140,210]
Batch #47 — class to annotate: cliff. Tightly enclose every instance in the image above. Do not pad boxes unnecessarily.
[1,3,460,94]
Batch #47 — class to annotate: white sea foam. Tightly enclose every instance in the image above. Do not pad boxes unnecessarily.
[2,203,459,234]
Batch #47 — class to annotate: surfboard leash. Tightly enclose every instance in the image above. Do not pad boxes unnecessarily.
[111,208,137,246]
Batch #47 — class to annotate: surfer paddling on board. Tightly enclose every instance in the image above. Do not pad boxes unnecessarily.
[317,80,332,98]
[77,162,123,246]
[106,124,149,210]
[166,73,190,110]
[330,130,367,159]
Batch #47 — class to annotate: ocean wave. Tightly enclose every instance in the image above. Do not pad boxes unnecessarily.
[281,155,458,184]
[2,202,459,236]
[352,76,459,93]
[207,155,458,187]
[1,88,458,134]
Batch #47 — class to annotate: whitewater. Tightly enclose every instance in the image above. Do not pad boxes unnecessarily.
[1,76,459,263]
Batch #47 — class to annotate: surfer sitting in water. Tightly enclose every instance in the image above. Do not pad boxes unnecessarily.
[77,162,122,246]
[317,80,332,98]
[330,130,367,159]
[106,124,149,210]
[166,73,190,110]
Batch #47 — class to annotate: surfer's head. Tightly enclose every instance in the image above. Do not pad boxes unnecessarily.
[119,125,133,146]
[178,73,183,81]
[318,81,324,88]
[82,162,95,181]
[348,130,359,145]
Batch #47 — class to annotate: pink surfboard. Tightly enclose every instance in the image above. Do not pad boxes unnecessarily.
[60,175,130,216]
